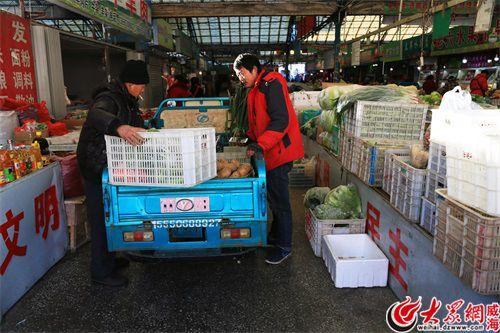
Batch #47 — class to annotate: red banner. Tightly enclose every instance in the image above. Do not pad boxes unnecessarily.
[297,16,316,39]
[0,11,37,103]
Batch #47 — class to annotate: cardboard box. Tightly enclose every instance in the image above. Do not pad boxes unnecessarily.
[14,128,49,145]
[62,118,86,130]
[64,196,90,252]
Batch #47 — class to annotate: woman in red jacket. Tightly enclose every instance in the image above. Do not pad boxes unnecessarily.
[470,70,489,97]
[167,74,192,99]
[233,53,304,265]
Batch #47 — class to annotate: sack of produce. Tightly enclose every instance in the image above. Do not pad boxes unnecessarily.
[324,184,362,219]
[303,187,331,209]
[410,144,429,169]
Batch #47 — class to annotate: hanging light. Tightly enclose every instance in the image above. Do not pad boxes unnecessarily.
[390,67,394,72]
[495,55,499,62]
[290,50,295,55]
[487,59,493,64]
[443,65,446,69]
[462,58,468,64]
[417,66,421,71]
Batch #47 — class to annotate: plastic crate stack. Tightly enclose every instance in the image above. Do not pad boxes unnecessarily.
[388,155,427,222]
[434,189,500,295]
[340,101,427,191]
[419,141,447,235]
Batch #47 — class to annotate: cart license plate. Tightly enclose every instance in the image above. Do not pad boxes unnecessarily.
[152,219,220,229]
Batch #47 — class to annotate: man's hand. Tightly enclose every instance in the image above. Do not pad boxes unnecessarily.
[117,125,145,146]
[246,142,263,157]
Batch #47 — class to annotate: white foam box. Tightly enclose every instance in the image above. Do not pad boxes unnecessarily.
[321,234,389,288]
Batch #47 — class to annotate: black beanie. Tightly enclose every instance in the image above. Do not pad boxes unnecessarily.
[119,60,150,84]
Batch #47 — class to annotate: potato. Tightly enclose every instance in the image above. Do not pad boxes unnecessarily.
[231,159,240,169]
[217,158,228,171]
[237,163,253,177]
[229,170,241,178]
[217,167,232,178]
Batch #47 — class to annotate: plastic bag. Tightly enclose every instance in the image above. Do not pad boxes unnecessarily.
[0,111,19,145]
[304,187,331,209]
[52,154,84,198]
[324,184,362,219]
[440,86,473,111]
[410,144,429,169]
[313,204,346,220]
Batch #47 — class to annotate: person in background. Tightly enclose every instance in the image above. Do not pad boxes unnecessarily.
[233,53,304,265]
[470,70,489,96]
[162,66,176,98]
[190,76,204,97]
[77,60,149,287]
[167,74,192,99]
[422,75,438,94]
[438,76,459,95]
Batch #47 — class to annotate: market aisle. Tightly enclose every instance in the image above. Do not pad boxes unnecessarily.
[1,188,396,333]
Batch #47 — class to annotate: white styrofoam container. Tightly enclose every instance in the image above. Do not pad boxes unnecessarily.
[321,234,389,288]
[446,134,500,216]
[289,91,321,110]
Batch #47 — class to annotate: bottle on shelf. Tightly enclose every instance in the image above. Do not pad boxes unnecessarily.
[33,131,49,155]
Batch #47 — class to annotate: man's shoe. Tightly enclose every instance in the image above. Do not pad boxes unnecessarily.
[265,247,292,265]
[114,257,130,271]
[92,273,128,287]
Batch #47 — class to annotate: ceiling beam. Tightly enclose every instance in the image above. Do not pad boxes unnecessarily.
[200,43,287,53]
[152,1,337,18]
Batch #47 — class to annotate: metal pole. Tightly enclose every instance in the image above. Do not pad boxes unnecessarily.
[285,48,290,81]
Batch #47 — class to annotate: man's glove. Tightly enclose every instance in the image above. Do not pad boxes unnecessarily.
[246,142,263,157]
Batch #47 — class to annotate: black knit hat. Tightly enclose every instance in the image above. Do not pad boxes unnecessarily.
[119,60,149,84]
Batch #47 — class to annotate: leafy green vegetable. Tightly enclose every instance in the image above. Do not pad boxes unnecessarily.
[324,184,362,219]
[314,204,346,220]
[304,187,331,209]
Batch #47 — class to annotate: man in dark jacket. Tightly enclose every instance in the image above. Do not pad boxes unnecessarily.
[233,53,304,265]
[77,60,149,287]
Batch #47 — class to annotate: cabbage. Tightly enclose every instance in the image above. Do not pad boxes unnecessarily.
[319,110,338,133]
[317,85,363,110]
[304,187,331,209]
[313,204,346,220]
[324,184,362,219]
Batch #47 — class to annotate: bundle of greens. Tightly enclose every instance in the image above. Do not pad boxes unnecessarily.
[227,85,251,138]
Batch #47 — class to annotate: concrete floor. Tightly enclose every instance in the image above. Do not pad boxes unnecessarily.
[1,188,396,332]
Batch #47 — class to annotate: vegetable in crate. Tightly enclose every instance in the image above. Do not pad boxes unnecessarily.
[313,204,346,220]
[319,110,337,133]
[303,187,331,209]
[410,144,429,169]
[324,184,362,219]
[217,167,232,179]
[335,85,419,124]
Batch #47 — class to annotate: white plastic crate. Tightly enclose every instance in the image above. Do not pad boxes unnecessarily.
[420,196,437,235]
[343,101,427,141]
[321,234,389,288]
[390,156,426,222]
[446,135,500,216]
[105,128,217,187]
[220,146,248,164]
[425,170,446,203]
[383,150,411,195]
[428,141,446,177]
[305,209,365,257]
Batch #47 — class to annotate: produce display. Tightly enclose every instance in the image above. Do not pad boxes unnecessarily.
[304,184,362,219]
[420,92,442,106]
[317,84,362,110]
[216,158,253,178]
[228,85,250,139]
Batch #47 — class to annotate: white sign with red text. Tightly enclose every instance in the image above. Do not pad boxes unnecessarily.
[0,163,67,316]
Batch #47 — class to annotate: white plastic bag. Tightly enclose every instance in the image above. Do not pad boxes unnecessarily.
[439,86,473,111]
[0,111,19,146]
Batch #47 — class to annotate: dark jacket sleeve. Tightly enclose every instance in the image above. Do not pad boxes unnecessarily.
[86,95,121,136]
[257,78,289,151]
